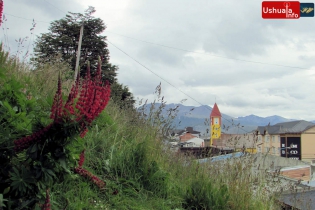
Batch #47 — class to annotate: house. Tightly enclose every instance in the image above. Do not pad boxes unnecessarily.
[179,132,196,142]
[178,127,201,137]
[255,120,315,162]
[213,132,257,153]
[183,137,205,147]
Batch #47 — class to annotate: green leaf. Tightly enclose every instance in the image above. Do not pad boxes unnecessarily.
[46,169,56,178]
[12,106,18,112]
[3,187,10,195]
[59,157,71,173]
[0,194,8,207]
[30,144,38,153]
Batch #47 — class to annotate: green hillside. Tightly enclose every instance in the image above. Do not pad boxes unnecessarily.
[0,46,280,210]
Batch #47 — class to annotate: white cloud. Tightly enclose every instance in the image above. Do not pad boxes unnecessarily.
[2,0,315,121]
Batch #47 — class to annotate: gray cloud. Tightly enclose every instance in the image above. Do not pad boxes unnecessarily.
[2,0,315,121]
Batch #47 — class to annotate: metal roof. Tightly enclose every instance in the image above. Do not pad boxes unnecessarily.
[197,152,244,164]
[257,120,315,135]
[280,190,315,210]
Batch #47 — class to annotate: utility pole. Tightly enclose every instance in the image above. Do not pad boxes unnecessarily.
[74,24,84,80]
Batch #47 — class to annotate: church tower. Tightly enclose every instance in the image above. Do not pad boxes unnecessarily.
[210,103,222,145]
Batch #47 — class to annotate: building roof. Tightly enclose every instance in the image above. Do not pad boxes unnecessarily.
[280,190,315,209]
[256,120,315,135]
[210,103,221,117]
[186,137,204,143]
[197,152,244,164]
[175,127,201,136]
[220,133,256,148]
[280,165,310,181]
[274,120,314,132]
[179,132,196,142]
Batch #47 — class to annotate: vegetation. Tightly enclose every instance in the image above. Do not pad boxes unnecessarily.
[31,6,135,108]
[0,4,290,208]
[0,43,286,209]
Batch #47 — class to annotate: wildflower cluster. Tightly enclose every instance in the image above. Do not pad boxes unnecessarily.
[74,149,106,189]
[13,58,111,152]
[75,59,111,137]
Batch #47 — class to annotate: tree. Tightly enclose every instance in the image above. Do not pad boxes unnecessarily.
[32,6,117,84]
[110,82,136,109]
[32,6,136,108]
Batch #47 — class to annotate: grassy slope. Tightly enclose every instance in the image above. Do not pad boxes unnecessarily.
[3,53,281,210]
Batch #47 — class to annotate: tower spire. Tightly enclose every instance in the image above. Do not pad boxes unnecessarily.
[210,103,222,146]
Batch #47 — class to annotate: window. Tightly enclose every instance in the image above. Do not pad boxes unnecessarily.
[265,147,269,153]
[258,147,261,153]
[272,147,276,154]
[258,136,261,141]
[266,136,270,143]
[272,136,275,143]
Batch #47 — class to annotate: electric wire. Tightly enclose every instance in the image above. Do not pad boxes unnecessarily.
[42,0,67,15]
[3,12,313,71]
[108,40,254,134]
[3,13,51,24]
[4,7,311,133]
[105,31,310,70]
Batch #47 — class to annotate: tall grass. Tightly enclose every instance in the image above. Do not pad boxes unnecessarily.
[0,48,285,210]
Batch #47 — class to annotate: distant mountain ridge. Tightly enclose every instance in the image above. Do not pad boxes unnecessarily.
[139,103,314,135]
[235,114,296,126]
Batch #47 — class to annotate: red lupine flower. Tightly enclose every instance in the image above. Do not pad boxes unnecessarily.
[50,73,63,122]
[41,189,51,210]
[14,123,53,152]
[74,58,111,137]
[74,167,106,189]
[64,72,80,116]
[78,149,85,167]
[14,57,111,153]
[80,128,88,138]
[0,0,3,26]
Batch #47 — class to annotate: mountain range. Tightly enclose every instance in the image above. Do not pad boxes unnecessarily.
[139,103,315,136]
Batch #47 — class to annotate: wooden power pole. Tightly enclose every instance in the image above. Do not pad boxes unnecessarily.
[74,24,84,80]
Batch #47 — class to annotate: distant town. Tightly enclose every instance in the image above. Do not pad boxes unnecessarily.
[165,103,315,208]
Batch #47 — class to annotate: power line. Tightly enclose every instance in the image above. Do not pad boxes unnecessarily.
[4,11,312,71]
[108,40,253,134]
[107,40,199,102]
[106,31,310,70]
[2,9,308,132]
[42,0,67,15]
[3,13,51,23]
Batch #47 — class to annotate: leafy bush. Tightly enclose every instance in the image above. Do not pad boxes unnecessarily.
[0,46,111,209]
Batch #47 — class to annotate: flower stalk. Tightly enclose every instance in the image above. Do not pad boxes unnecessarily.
[13,58,111,152]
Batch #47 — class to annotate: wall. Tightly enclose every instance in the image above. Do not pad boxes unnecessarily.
[301,126,315,161]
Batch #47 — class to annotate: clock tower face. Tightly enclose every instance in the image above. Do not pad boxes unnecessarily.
[214,117,219,125]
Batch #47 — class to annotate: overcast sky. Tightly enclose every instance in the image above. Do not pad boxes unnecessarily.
[2,0,315,120]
